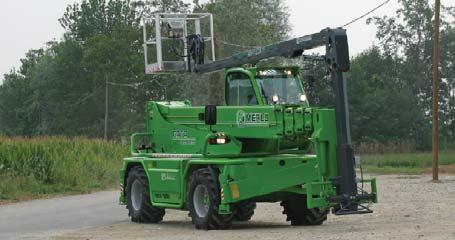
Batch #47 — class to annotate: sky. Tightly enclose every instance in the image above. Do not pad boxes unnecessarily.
[0,0,76,76]
[0,0,451,79]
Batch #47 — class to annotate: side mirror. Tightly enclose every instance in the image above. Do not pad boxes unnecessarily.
[205,105,217,125]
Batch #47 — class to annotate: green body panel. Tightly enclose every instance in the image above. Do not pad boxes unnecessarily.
[120,67,377,213]
[145,102,311,156]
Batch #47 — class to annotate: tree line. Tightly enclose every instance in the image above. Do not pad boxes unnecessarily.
[0,0,454,150]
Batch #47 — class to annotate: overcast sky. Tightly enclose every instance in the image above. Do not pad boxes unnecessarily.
[0,0,451,79]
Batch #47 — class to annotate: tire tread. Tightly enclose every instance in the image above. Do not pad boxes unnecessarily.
[126,166,165,223]
[281,197,328,226]
[187,168,234,230]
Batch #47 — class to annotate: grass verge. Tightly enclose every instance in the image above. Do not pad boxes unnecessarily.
[0,136,127,203]
[361,151,455,174]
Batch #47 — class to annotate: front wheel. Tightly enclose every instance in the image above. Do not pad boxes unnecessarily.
[233,201,256,221]
[187,168,234,230]
[281,197,328,226]
[126,166,165,223]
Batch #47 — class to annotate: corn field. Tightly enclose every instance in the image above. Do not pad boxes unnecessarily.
[0,136,127,201]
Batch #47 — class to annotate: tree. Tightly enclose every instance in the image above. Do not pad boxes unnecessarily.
[59,0,137,41]
[0,49,46,136]
[367,0,455,149]
[348,47,420,143]
[0,72,32,136]
[132,0,190,16]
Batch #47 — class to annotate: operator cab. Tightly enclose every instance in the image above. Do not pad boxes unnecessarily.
[225,67,308,106]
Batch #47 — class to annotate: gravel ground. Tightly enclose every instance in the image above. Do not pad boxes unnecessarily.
[54,174,455,240]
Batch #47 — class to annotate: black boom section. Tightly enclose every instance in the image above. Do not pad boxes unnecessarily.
[193,30,327,73]
[326,30,358,211]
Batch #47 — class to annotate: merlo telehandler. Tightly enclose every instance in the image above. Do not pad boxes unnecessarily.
[119,15,377,229]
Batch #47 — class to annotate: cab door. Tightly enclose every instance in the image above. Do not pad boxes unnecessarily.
[225,72,259,106]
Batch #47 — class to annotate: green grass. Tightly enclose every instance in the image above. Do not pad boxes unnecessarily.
[0,136,127,202]
[361,151,455,174]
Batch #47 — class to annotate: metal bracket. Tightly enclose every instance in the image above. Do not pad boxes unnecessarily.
[333,203,373,215]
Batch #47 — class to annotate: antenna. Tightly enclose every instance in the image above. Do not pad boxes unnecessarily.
[142,13,216,74]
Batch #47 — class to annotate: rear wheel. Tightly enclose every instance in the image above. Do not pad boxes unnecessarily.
[126,166,165,223]
[281,197,328,226]
[187,168,234,230]
[233,201,256,221]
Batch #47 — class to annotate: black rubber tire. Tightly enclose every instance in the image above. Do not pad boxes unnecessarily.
[126,166,165,223]
[233,201,256,221]
[281,197,328,226]
[187,168,234,230]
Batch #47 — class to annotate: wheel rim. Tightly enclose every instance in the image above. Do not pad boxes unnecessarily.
[193,185,210,218]
[131,179,143,211]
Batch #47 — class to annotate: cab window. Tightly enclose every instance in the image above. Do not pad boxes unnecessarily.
[226,72,257,106]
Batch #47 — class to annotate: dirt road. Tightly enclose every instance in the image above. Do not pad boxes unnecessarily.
[0,191,128,240]
[1,174,454,240]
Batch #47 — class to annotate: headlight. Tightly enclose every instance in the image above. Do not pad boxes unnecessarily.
[208,137,229,145]
[300,94,307,102]
[272,94,280,103]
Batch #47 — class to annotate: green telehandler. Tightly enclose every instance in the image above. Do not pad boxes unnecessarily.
[119,14,377,230]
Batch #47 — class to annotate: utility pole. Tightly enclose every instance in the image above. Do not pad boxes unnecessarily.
[104,74,109,141]
[432,0,441,181]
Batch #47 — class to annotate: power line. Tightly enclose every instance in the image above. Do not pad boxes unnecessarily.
[218,40,260,49]
[69,80,151,108]
[106,81,137,87]
[219,0,392,49]
[69,85,104,107]
[341,0,392,28]
[211,0,394,51]
[107,80,152,88]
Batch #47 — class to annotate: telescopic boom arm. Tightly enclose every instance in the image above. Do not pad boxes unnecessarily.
[192,28,349,74]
